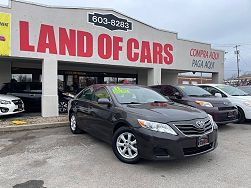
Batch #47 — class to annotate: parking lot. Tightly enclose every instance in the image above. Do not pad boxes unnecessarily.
[0,122,251,188]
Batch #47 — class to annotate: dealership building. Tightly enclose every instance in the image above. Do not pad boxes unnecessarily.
[0,0,224,117]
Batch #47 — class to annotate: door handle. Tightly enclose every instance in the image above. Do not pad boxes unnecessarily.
[29,94,35,97]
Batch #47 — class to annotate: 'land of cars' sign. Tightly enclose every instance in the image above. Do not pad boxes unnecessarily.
[19,21,174,64]
[88,12,133,31]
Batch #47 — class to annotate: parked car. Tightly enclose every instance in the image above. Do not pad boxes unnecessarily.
[238,86,251,95]
[0,82,74,113]
[0,94,24,116]
[198,84,251,123]
[150,85,238,125]
[68,84,218,164]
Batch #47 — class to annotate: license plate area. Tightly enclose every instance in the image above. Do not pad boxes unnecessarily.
[197,135,209,147]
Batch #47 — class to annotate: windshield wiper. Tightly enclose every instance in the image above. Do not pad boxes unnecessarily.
[232,94,248,96]
[201,94,212,97]
[121,102,142,104]
[188,95,200,97]
[153,101,169,103]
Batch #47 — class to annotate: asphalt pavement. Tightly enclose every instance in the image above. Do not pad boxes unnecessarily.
[0,123,251,188]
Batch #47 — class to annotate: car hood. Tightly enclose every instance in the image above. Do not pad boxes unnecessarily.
[0,94,20,101]
[124,102,208,123]
[188,96,233,107]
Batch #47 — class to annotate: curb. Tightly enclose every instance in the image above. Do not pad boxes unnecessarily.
[0,121,69,133]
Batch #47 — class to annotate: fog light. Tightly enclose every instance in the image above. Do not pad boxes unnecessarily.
[0,107,9,113]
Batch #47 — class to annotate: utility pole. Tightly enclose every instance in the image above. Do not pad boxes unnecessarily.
[234,45,240,86]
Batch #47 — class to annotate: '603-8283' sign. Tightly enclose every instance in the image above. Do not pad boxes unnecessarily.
[88,12,133,31]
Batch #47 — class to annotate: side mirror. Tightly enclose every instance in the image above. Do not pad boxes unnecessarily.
[174,92,182,99]
[98,98,112,106]
[215,93,222,98]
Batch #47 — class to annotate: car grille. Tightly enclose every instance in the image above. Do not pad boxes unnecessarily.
[12,99,23,105]
[218,106,237,111]
[173,119,212,136]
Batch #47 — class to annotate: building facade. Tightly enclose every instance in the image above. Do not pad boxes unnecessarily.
[178,75,213,85]
[0,0,225,117]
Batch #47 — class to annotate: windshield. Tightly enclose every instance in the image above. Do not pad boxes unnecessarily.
[110,86,168,104]
[177,85,212,97]
[216,85,248,96]
[238,86,251,95]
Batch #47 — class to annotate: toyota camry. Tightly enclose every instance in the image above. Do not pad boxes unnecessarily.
[68,85,218,164]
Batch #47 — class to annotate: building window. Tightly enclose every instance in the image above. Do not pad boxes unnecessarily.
[182,81,189,84]
[104,77,117,84]
[118,78,137,84]
[12,74,32,82]
[58,75,64,91]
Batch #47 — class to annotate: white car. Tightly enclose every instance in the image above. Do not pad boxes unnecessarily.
[198,84,251,123]
[0,94,24,116]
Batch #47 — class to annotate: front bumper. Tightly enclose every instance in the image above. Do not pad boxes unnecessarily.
[200,107,238,124]
[0,103,25,116]
[133,127,218,160]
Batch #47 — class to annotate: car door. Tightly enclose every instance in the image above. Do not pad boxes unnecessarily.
[74,87,94,133]
[88,87,114,143]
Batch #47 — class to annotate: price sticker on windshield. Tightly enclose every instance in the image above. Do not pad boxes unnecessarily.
[112,87,130,94]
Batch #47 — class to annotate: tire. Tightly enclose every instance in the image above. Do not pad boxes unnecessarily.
[69,113,82,134]
[59,100,68,113]
[112,127,140,164]
[237,107,246,124]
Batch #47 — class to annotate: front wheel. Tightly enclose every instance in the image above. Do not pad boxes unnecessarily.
[237,107,246,124]
[112,127,140,164]
[70,113,82,134]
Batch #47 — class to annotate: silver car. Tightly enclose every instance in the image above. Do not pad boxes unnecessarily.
[0,94,24,116]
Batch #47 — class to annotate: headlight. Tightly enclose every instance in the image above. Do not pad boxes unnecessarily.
[0,100,11,105]
[195,101,213,107]
[243,101,251,107]
[137,119,177,135]
[208,114,218,129]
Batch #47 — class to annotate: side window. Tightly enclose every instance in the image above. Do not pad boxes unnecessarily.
[30,83,42,92]
[93,88,111,102]
[10,83,27,93]
[202,86,226,97]
[78,88,93,101]
[162,86,181,96]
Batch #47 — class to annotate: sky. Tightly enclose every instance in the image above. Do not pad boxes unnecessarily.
[0,0,251,79]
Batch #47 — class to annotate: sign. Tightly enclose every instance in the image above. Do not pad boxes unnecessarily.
[190,48,219,70]
[19,21,174,65]
[88,12,132,31]
[0,12,11,56]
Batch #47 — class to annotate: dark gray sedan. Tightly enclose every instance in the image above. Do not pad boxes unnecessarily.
[68,84,218,164]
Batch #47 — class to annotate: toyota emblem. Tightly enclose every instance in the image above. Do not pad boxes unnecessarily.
[195,121,205,129]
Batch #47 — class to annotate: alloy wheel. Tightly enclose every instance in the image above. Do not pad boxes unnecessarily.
[116,132,138,159]
[59,101,68,113]
[70,114,77,131]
